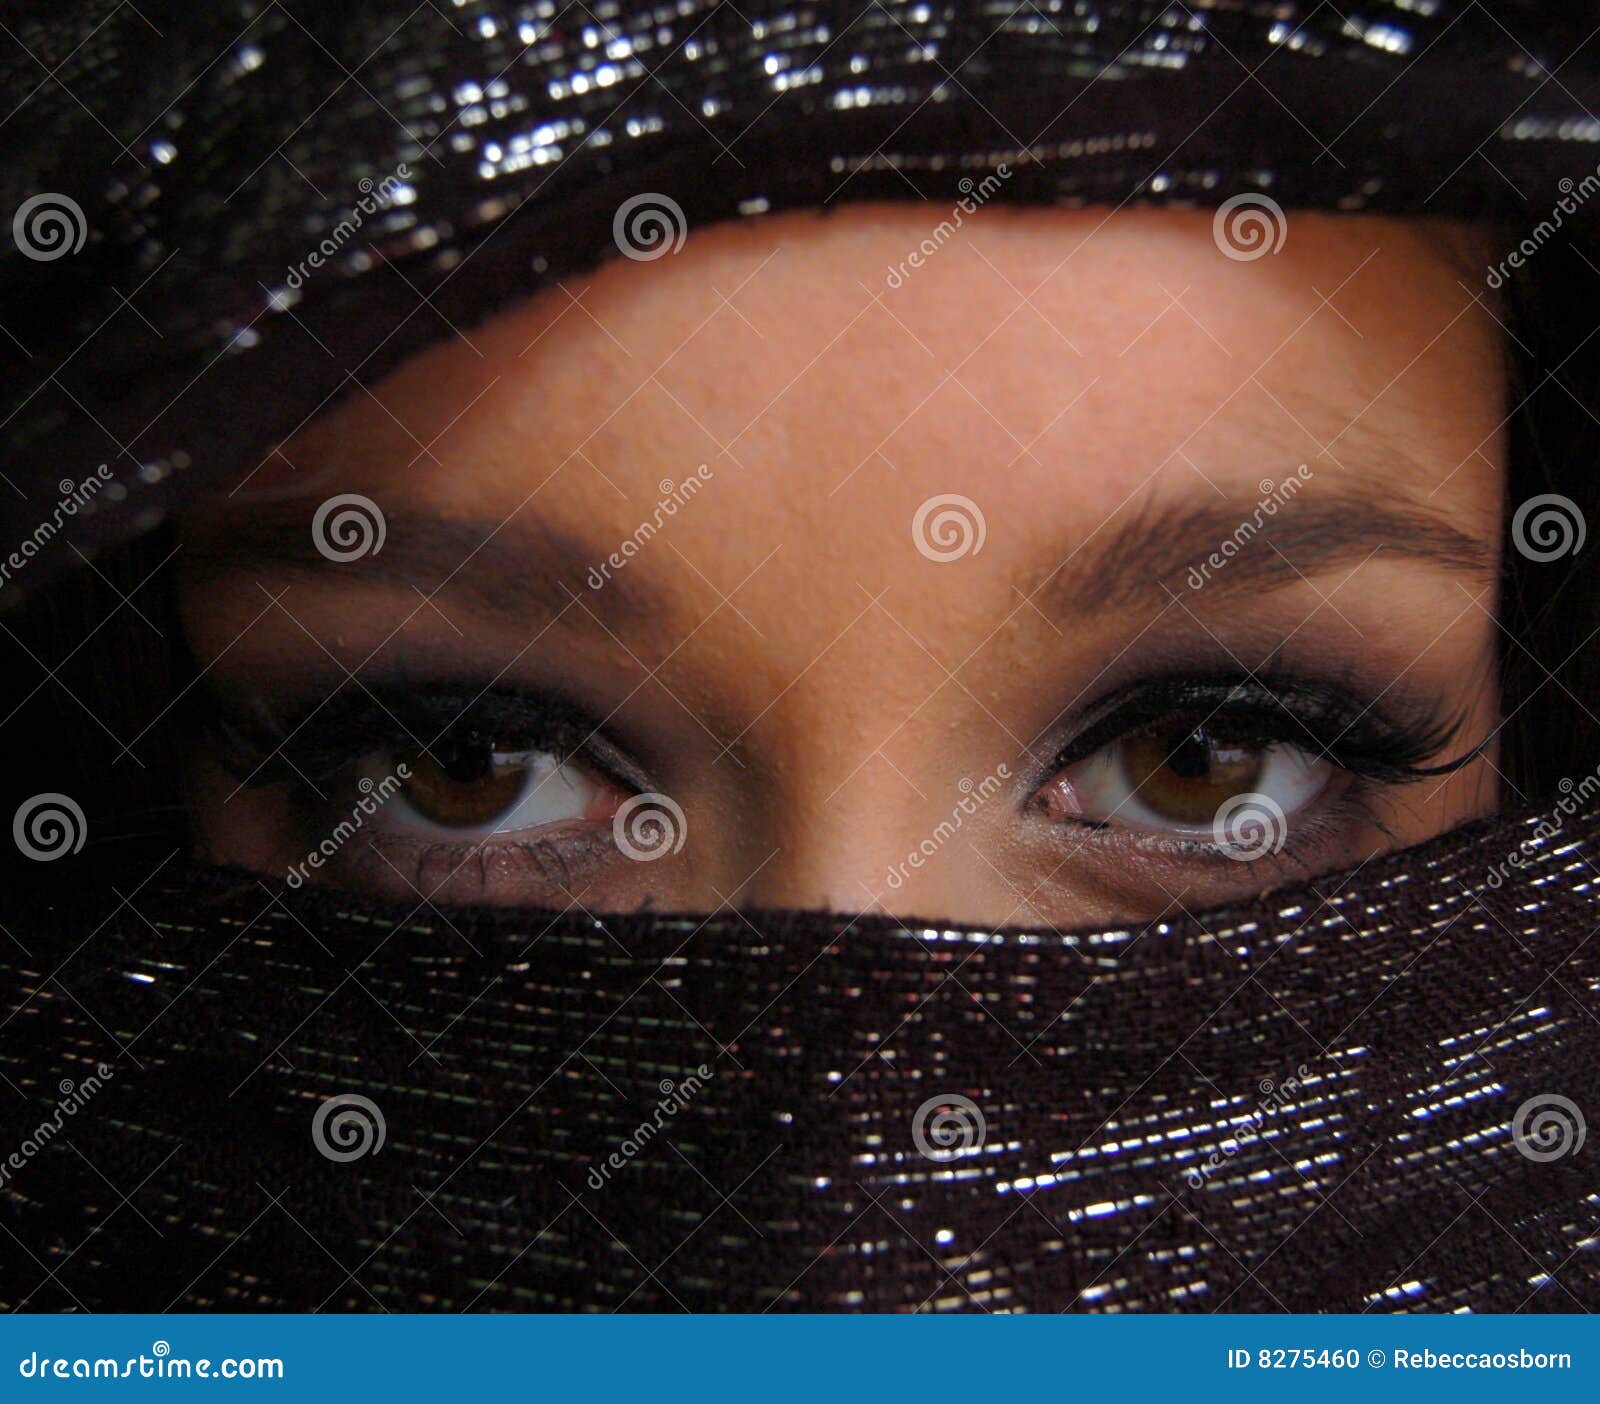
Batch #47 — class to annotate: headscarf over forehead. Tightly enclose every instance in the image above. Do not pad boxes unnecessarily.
[2,0,1599,595]
[0,1,1598,1311]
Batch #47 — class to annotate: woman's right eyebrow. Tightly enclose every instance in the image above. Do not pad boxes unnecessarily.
[186,478,1493,635]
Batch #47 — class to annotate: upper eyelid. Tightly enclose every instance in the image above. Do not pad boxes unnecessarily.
[1043,678,1359,768]
[216,671,1463,804]
[217,686,651,793]
[1038,674,1463,783]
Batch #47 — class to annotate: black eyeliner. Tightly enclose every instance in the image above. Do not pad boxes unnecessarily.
[206,683,649,793]
[1045,668,1478,784]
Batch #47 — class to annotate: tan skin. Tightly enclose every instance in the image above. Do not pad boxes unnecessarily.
[177,206,1503,926]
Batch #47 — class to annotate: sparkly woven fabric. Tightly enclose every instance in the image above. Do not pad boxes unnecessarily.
[4,1,1600,594]
[1,803,1597,1312]
[3,0,1600,1314]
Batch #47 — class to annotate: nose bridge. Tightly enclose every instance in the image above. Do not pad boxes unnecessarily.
[690,510,1012,917]
[748,771,931,912]
[725,645,1001,917]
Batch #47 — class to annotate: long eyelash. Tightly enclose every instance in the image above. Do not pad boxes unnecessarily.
[206,684,645,792]
[1047,668,1481,784]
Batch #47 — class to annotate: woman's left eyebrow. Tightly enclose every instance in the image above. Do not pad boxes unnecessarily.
[1033,485,1495,614]
[182,506,667,629]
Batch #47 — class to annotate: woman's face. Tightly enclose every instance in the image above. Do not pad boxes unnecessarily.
[178,206,1503,926]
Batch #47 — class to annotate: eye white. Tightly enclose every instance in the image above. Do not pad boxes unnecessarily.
[363,750,604,838]
[1067,738,1332,835]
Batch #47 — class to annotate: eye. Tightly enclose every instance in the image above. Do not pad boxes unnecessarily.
[1035,721,1336,840]
[204,684,660,903]
[375,737,630,838]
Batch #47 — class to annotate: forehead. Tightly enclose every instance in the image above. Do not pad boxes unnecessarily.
[244,205,1504,632]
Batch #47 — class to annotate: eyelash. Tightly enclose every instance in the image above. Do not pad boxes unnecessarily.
[214,685,647,795]
[1042,669,1473,783]
[203,666,1479,892]
[1029,669,1478,862]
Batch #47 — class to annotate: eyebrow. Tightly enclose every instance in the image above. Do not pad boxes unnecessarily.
[186,479,1495,631]
[182,507,664,629]
[1034,481,1495,614]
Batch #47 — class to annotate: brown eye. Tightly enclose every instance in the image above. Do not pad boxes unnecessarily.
[401,741,534,828]
[1037,722,1332,836]
[372,736,630,837]
[1119,727,1263,823]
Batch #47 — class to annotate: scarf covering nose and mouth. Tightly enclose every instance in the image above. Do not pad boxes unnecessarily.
[1,0,1599,1310]
[1,804,1598,1311]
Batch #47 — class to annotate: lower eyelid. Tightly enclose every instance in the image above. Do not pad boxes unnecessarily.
[1048,775,1374,866]
[340,824,620,901]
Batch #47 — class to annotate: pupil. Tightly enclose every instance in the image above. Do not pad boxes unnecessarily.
[401,741,534,829]
[1165,728,1215,780]
[435,738,491,784]
[1117,725,1267,827]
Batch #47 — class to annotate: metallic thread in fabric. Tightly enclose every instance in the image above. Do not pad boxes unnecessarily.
[2,801,1596,1311]
[3,0,1600,1314]
[3,1,1600,597]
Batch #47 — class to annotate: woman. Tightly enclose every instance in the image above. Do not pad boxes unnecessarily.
[0,0,1596,1311]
